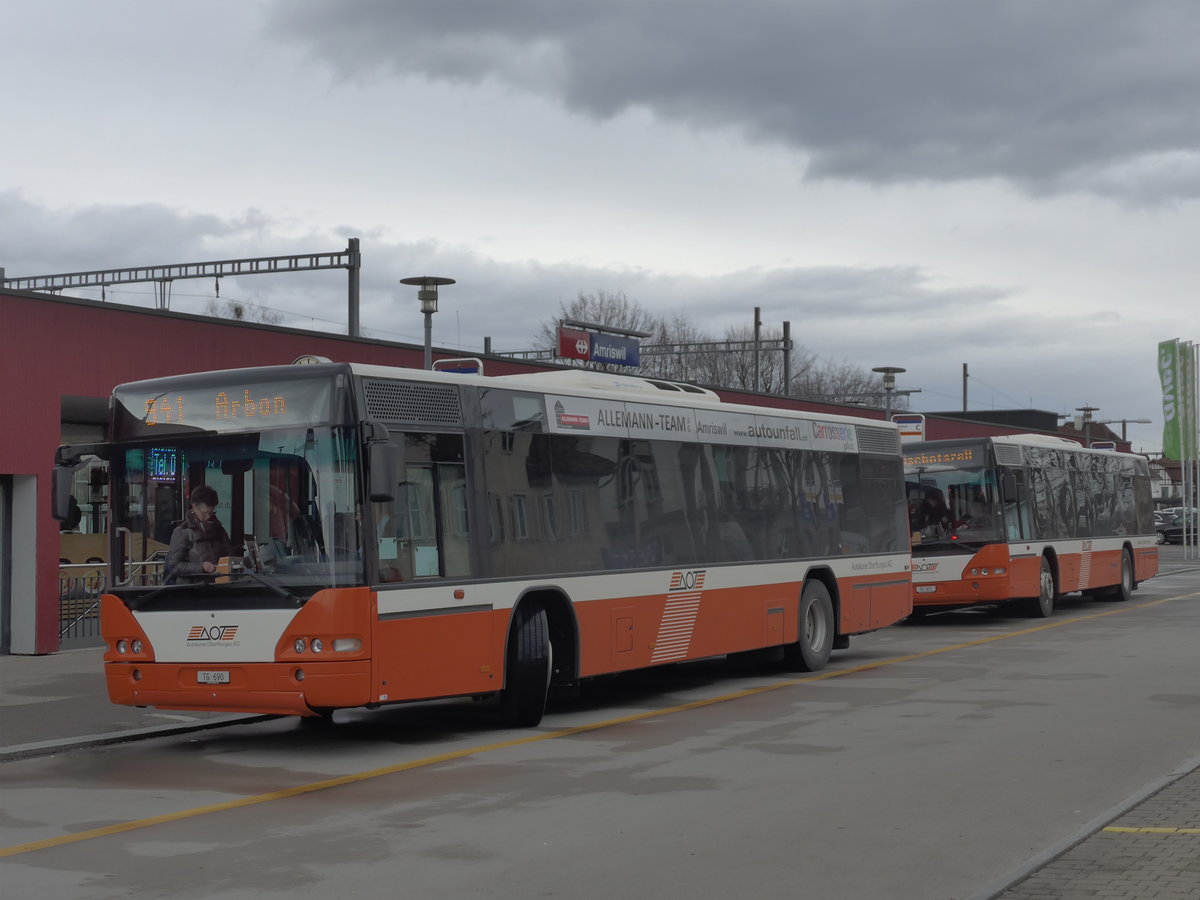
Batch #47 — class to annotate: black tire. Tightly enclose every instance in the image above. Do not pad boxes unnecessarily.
[1103,549,1134,603]
[783,580,835,672]
[497,604,551,727]
[1020,557,1055,618]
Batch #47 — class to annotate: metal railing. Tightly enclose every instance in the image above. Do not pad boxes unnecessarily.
[59,564,106,642]
[58,560,166,644]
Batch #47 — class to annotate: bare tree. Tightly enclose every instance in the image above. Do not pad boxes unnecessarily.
[536,290,658,348]
[792,358,902,409]
[533,292,896,408]
[639,311,716,382]
[204,297,283,325]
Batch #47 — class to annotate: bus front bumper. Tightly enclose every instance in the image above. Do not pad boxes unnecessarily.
[912,577,1013,608]
[104,660,373,717]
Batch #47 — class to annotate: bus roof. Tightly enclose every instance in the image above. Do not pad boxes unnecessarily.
[910,433,1144,458]
[346,361,896,431]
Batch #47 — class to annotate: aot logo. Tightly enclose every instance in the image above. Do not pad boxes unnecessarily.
[669,570,707,592]
[913,562,940,573]
[187,625,239,642]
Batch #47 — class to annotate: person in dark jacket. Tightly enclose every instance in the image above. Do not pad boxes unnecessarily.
[166,485,233,583]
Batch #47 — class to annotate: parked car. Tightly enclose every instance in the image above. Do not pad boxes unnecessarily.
[1158,513,1198,544]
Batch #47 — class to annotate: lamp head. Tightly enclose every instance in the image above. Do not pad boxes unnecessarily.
[400,276,456,316]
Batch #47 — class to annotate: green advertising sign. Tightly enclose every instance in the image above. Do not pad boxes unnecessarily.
[1160,339,1181,460]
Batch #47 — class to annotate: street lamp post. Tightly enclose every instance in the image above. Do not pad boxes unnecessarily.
[872,366,907,419]
[401,276,456,370]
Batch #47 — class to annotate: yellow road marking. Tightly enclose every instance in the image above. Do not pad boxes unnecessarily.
[2,590,1196,859]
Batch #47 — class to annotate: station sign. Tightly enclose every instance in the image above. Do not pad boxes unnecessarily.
[892,413,926,444]
[590,332,640,367]
[558,327,592,361]
[432,357,483,374]
[556,326,641,368]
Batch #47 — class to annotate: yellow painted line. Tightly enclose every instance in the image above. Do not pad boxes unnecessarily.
[1104,826,1200,834]
[2,589,1195,859]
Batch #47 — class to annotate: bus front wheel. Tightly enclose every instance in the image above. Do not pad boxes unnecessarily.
[784,580,835,672]
[1021,558,1056,618]
[497,603,551,727]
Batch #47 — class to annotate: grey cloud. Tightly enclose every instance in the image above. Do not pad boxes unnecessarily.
[0,194,1161,442]
[0,192,237,275]
[266,1,1200,201]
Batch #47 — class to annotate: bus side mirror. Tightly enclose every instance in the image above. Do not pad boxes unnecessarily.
[1000,471,1018,503]
[52,465,75,520]
[369,441,405,503]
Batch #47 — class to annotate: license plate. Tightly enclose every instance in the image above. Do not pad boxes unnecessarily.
[197,670,230,685]
[915,585,937,594]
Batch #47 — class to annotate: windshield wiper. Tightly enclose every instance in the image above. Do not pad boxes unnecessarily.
[234,568,306,604]
[127,580,208,609]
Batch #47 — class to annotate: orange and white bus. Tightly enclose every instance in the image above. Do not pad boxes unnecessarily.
[905,434,1158,618]
[54,360,912,727]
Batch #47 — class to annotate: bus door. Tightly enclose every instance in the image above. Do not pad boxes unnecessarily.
[373,433,468,582]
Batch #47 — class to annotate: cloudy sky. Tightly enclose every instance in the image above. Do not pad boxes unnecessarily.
[4,1,1199,452]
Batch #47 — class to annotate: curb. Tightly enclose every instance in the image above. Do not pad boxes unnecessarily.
[968,750,1200,900]
[0,714,275,763]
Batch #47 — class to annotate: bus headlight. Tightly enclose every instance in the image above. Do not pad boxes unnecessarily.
[294,638,307,654]
[333,638,362,653]
[116,639,128,654]
[131,639,143,655]
[311,638,324,653]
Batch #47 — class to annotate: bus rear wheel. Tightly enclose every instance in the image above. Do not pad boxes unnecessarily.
[497,603,551,727]
[784,580,835,672]
[1020,558,1055,618]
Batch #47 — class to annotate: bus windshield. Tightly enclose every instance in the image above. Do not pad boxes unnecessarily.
[111,424,363,596]
[906,463,1004,550]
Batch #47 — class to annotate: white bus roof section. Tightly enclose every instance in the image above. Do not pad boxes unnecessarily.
[346,362,895,432]
[991,433,1088,450]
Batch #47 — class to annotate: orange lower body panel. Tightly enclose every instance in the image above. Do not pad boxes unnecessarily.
[914,543,1157,610]
[105,659,373,716]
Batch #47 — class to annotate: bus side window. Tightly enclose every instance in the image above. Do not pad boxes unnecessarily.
[1002,469,1031,541]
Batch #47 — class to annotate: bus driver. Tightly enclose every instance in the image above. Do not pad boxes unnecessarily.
[166,485,233,583]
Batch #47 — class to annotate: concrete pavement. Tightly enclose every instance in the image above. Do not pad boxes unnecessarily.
[0,646,266,763]
[4,549,1200,897]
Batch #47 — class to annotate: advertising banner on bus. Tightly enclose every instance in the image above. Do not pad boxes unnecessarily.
[545,395,859,452]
